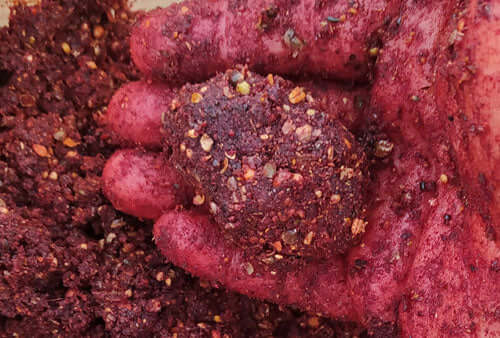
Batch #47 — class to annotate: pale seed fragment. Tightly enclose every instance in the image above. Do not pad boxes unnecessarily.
[63,138,79,148]
[352,218,367,235]
[330,194,341,204]
[191,92,203,103]
[288,87,306,104]
[243,262,254,275]
[304,231,315,245]
[33,144,49,157]
[200,134,214,152]
[236,81,250,95]
[193,194,205,206]
[61,42,71,54]
[440,174,448,184]
[295,124,313,143]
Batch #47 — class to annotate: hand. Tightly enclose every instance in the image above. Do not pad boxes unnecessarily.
[102,0,500,336]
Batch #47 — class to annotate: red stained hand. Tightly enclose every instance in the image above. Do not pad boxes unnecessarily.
[102,1,500,336]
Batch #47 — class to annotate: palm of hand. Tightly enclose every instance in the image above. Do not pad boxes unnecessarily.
[102,1,500,336]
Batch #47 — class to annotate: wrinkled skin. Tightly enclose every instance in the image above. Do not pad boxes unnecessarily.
[102,0,500,336]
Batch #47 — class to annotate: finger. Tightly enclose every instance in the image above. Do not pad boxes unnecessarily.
[437,0,500,234]
[153,210,359,322]
[102,149,191,220]
[106,81,175,148]
[131,0,399,84]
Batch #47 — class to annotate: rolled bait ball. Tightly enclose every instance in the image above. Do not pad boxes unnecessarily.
[162,67,370,258]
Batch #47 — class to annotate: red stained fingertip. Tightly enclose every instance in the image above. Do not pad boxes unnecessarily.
[106,81,174,148]
[102,149,190,220]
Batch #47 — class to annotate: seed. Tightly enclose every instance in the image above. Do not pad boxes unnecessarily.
[304,231,314,245]
[200,134,214,152]
[155,271,164,282]
[243,262,254,275]
[267,74,274,85]
[214,315,222,323]
[281,229,298,245]
[440,174,448,184]
[230,71,243,86]
[106,233,116,243]
[185,148,193,159]
[19,94,36,107]
[191,92,203,103]
[306,109,316,117]
[330,194,341,204]
[327,146,334,160]
[225,150,236,160]
[49,171,58,180]
[344,138,352,149]
[209,202,218,215]
[227,176,238,191]
[61,42,71,54]
[236,81,250,95]
[243,166,255,181]
[351,218,367,235]
[283,28,304,54]
[79,243,88,250]
[288,87,306,104]
[220,158,229,174]
[314,190,322,198]
[308,317,320,328]
[63,137,79,148]
[86,61,97,69]
[193,194,205,206]
[110,219,125,229]
[374,139,394,158]
[340,166,354,180]
[125,289,133,298]
[295,124,313,143]
[223,86,234,98]
[272,241,282,252]
[32,144,49,157]
[93,25,105,39]
[369,47,379,56]
[53,130,66,141]
[281,120,296,135]
[263,162,276,179]
[292,173,304,184]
